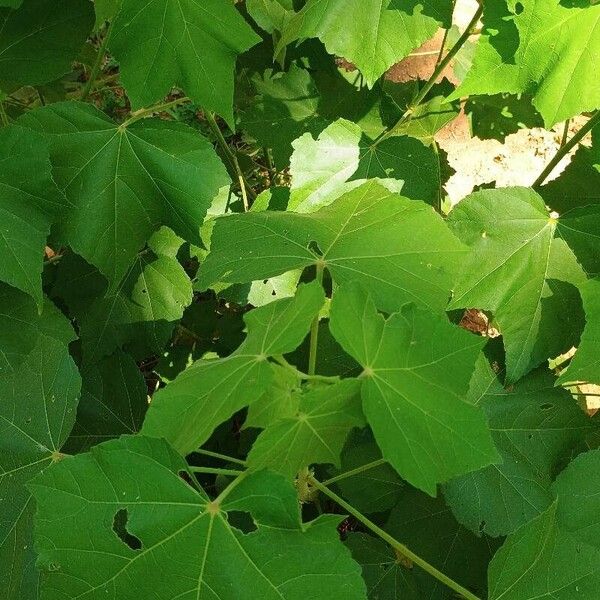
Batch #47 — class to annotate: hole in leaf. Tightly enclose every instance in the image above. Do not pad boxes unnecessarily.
[112,509,142,551]
[227,510,257,533]
[308,240,323,257]
[514,2,524,13]
[178,470,197,490]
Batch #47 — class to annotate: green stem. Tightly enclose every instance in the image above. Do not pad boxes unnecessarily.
[560,119,571,148]
[308,477,481,600]
[322,458,387,486]
[264,146,276,186]
[120,96,191,128]
[195,448,247,466]
[533,111,600,188]
[81,21,114,101]
[272,355,340,384]
[434,15,451,67]
[374,1,482,147]
[188,466,244,477]
[214,470,249,504]
[307,262,325,376]
[0,101,9,126]
[205,112,256,208]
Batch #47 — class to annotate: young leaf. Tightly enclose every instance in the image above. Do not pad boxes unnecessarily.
[448,187,586,383]
[108,0,261,123]
[0,0,93,88]
[329,282,499,495]
[454,0,600,126]
[444,358,593,537]
[20,101,229,289]
[247,379,365,478]
[558,277,600,386]
[64,350,148,453]
[277,0,453,88]
[0,125,67,304]
[0,306,81,600]
[142,281,325,455]
[489,449,600,600]
[199,181,466,314]
[29,435,367,600]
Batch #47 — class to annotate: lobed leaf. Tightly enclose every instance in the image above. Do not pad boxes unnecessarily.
[329,282,499,495]
[29,435,368,600]
[20,101,229,290]
[142,281,325,455]
[199,180,466,314]
[454,0,600,126]
[448,187,586,383]
[108,0,261,124]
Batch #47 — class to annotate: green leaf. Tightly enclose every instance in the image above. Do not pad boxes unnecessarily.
[247,0,294,33]
[108,0,261,123]
[78,251,193,363]
[346,533,421,600]
[558,277,600,386]
[0,125,67,304]
[464,93,544,143]
[241,65,329,170]
[288,119,363,212]
[247,379,365,478]
[64,350,148,453]
[0,283,76,375]
[278,0,453,88]
[454,0,600,126]
[556,205,600,277]
[29,435,367,600]
[0,0,93,88]
[142,281,325,455]
[1,304,80,600]
[385,487,499,599]
[329,282,499,495]
[444,358,592,537]
[381,80,460,145]
[93,0,119,28]
[332,428,405,514]
[354,134,441,207]
[244,363,300,429]
[199,181,466,314]
[448,187,587,383]
[540,124,600,213]
[489,449,600,600]
[20,101,229,288]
